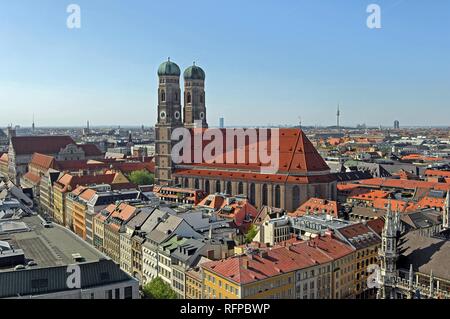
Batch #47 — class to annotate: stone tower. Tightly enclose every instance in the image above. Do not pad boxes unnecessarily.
[183,63,208,128]
[443,191,450,230]
[378,200,401,299]
[155,59,183,186]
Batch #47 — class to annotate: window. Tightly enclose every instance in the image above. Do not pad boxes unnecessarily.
[106,290,113,299]
[115,288,120,299]
[161,90,166,102]
[187,92,192,104]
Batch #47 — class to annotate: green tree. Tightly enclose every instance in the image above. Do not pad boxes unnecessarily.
[142,277,178,299]
[128,170,154,185]
[245,225,258,244]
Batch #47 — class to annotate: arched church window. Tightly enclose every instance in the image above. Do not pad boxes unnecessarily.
[238,182,244,195]
[275,185,281,208]
[249,183,256,205]
[226,181,232,195]
[215,180,221,193]
[200,93,204,103]
[262,184,268,206]
[174,92,178,102]
[161,90,166,102]
[187,92,191,104]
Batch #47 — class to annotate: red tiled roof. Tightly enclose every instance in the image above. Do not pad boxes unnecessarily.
[79,144,103,156]
[29,153,56,170]
[425,169,450,178]
[290,198,339,217]
[175,128,330,174]
[366,218,384,235]
[202,234,353,285]
[11,136,75,155]
[53,173,126,192]
[359,178,450,192]
[22,171,41,185]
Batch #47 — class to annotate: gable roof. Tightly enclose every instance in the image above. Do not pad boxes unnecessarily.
[174,128,330,175]
[11,136,75,155]
[79,144,103,157]
[29,153,56,170]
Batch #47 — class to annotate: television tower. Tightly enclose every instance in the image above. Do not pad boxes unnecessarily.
[336,104,341,132]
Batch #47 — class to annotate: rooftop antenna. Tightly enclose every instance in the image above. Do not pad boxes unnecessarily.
[298,116,302,129]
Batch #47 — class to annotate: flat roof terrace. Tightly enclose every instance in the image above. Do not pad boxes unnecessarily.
[0,215,105,271]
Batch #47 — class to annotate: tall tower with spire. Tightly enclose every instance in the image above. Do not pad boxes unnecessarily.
[155,58,183,186]
[32,114,35,133]
[443,191,450,230]
[183,62,208,129]
[378,200,400,299]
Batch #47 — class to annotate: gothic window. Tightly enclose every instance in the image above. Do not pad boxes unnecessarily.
[274,185,281,208]
[187,92,192,104]
[216,180,221,193]
[184,178,189,188]
[226,181,232,195]
[238,182,244,195]
[194,179,200,189]
[161,90,166,102]
[249,183,256,205]
[200,93,204,103]
[262,184,268,206]
[175,92,178,102]
[205,180,210,193]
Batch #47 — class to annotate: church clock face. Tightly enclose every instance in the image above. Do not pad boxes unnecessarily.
[174,111,180,120]
[160,111,166,119]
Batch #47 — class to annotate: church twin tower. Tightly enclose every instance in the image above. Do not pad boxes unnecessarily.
[155,59,208,185]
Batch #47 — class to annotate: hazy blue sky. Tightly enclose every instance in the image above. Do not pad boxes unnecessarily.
[0,0,449,127]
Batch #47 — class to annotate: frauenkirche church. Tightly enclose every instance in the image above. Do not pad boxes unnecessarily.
[154,59,336,212]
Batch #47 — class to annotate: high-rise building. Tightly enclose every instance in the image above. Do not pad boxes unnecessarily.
[219,117,224,128]
[394,120,400,129]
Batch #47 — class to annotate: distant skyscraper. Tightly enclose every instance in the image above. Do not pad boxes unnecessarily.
[219,117,224,128]
[394,120,400,129]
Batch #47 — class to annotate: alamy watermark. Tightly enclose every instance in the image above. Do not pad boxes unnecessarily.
[367,4,382,29]
[67,4,81,29]
[170,125,280,174]
[66,264,81,289]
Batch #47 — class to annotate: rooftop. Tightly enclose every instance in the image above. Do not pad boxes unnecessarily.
[0,215,106,271]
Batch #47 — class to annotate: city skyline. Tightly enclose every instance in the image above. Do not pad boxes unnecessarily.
[1,0,449,127]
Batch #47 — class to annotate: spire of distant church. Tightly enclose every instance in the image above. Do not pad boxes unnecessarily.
[443,191,450,229]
